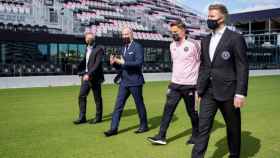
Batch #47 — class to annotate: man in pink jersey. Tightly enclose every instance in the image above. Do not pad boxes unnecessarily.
[147,20,200,145]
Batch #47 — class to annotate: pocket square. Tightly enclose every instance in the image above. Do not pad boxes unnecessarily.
[128,51,134,55]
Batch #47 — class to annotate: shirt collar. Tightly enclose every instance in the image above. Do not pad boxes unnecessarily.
[212,26,226,36]
[128,40,133,46]
[174,38,186,47]
[125,40,134,49]
[87,43,96,49]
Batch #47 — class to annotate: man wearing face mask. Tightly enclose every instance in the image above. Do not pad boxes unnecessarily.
[147,20,200,145]
[104,26,149,137]
[191,4,249,158]
[73,27,105,125]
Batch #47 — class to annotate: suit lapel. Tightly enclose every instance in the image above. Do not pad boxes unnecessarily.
[128,41,135,54]
[212,28,230,63]
[204,35,211,64]
[123,41,135,57]
[121,46,125,56]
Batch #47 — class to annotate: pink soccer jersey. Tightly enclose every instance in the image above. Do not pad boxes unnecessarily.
[170,38,201,85]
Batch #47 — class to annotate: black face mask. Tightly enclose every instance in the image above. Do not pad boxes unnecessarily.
[87,39,94,46]
[172,33,180,41]
[122,37,131,45]
[207,19,220,30]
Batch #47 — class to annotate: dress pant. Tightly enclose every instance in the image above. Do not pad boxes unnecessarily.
[192,86,241,158]
[110,85,148,131]
[78,80,103,120]
[158,85,199,138]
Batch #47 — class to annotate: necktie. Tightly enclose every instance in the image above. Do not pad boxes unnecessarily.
[124,45,128,56]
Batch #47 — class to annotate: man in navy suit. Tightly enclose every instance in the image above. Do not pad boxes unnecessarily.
[104,27,149,137]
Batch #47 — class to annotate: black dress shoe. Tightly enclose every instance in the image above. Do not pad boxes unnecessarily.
[186,137,196,144]
[89,118,102,124]
[134,127,149,134]
[104,130,118,137]
[147,135,167,145]
[73,118,87,125]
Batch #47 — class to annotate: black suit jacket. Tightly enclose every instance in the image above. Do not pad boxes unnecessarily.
[197,28,249,101]
[78,44,105,84]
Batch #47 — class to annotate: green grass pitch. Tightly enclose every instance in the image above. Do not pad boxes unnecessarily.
[0,76,280,158]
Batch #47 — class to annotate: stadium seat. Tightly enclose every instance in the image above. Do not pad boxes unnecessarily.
[16,24,24,31]
[0,0,208,77]
[24,24,32,32]
[1,65,13,76]
[0,22,4,30]
[5,23,15,31]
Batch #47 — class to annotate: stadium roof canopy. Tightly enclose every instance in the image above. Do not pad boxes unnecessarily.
[229,8,280,24]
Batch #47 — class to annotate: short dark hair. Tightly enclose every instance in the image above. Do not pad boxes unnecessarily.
[208,4,229,18]
[170,20,186,30]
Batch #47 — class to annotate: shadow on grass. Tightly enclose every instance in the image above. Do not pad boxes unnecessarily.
[149,115,178,131]
[211,131,261,158]
[88,108,138,123]
[118,115,178,134]
[167,120,225,144]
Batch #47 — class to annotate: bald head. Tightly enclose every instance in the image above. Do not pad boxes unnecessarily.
[122,26,133,41]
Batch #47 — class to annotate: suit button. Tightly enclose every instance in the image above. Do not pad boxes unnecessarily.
[209,76,213,80]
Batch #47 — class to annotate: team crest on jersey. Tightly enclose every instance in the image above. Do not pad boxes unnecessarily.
[184,46,189,52]
[221,51,231,60]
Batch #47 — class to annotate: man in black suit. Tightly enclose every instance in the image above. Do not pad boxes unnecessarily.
[73,28,105,125]
[104,27,149,137]
[191,4,249,158]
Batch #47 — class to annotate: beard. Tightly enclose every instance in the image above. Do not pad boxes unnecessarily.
[86,39,94,45]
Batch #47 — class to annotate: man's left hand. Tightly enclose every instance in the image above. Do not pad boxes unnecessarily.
[114,56,125,65]
[234,96,246,108]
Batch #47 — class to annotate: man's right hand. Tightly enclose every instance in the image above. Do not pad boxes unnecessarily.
[195,91,201,101]
[197,96,201,103]
[110,55,114,65]
[194,94,201,112]
[110,55,115,65]
[83,74,89,81]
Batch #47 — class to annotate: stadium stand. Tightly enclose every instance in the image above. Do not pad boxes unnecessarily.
[0,0,207,76]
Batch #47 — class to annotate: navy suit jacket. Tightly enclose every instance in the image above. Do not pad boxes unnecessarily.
[113,41,145,87]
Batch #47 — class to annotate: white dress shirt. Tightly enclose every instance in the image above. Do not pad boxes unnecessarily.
[209,26,226,62]
[85,46,92,72]
[209,26,245,99]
